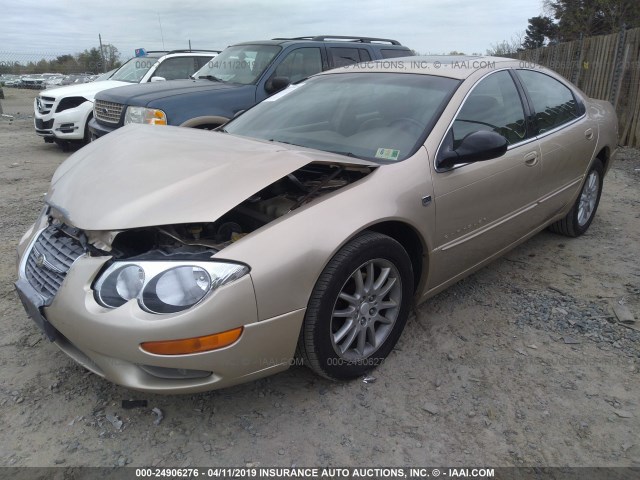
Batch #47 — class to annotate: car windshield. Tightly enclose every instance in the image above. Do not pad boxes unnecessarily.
[193,45,281,85]
[225,73,460,162]
[110,55,161,83]
[94,69,117,81]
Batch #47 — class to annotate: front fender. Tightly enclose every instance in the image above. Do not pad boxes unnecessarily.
[219,148,435,321]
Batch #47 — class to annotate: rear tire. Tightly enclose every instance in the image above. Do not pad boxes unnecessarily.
[549,159,604,237]
[298,231,413,380]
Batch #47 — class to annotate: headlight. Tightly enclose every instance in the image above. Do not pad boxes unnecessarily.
[94,261,249,314]
[96,264,145,308]
[124,106,167,125]
[56,96,88,113]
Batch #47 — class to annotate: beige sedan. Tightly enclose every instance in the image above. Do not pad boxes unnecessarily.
[15,56,617,393]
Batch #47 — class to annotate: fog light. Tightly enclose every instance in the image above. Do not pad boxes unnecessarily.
[139,365,212,379]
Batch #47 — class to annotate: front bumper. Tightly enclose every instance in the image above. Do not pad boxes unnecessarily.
[33,100,92,141]
[88,117,118,140]
[16,228,304,394]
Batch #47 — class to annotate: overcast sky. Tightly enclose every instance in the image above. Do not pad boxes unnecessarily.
[1,0,543,60]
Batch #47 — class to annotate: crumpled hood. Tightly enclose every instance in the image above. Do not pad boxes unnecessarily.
[47,124,376,230]
[41,80,129,100]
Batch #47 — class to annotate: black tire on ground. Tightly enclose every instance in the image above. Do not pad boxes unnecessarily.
[298,231,413,380]
[83,115,93,145]
[194,124,221,130]
[549,159,604,237]
[54,139,70,152]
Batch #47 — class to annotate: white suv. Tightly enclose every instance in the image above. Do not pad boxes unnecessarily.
[34,50,218,149]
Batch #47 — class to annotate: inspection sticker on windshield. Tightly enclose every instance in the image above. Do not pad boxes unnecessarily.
[375,148,400,161]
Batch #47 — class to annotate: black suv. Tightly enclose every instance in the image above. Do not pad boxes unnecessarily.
[89,36,413,137]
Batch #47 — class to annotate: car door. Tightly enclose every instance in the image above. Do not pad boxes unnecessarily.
[256,47,325,103]
[515,69,598,218]
[428,70,544,289]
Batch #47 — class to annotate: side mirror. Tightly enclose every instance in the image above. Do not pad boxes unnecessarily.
[266,76,290,94]
[437,130,508,170]
[150,76,166,82]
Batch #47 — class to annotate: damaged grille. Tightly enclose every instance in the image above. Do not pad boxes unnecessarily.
[94,99,124,124]
[25,226,85,301]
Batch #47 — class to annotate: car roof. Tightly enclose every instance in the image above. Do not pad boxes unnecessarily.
[163,51,219,57]
[319,55,524,80]
[136,50,219,59]
[233,36,408,48]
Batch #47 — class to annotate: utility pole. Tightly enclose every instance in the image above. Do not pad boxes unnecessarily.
[98,33,107,73]
[189,40,192,51]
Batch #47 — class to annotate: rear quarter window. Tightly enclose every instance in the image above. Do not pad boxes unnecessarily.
[517,70,581,134]
[330,47,371,67]
[380,49,412,59]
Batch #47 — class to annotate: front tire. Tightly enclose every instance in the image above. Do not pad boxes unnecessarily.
[298,231,413,380]
[549,159,604,237]
[83,115,93,145]
[54,138,70,152]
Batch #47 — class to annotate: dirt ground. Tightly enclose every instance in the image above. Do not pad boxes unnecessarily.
[0,88,638,468]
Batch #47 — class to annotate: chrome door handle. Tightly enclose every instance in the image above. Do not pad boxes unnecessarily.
[524,151,539,166]
[585,128,594,140]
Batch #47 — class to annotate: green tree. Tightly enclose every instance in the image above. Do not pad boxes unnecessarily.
[522,16,558,49]
[52,54,80,74]
[35,59,49,73]
[546,0,640,41]
[77,47,103,73]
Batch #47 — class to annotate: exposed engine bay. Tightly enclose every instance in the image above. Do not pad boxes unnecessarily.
[83,162,373,258]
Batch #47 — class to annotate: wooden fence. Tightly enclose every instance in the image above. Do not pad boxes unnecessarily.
[513,27,640,147]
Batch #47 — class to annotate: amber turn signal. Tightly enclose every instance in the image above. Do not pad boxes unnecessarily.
[141,327,243,355]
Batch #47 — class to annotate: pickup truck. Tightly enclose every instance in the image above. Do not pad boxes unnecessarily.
[89,36,414,137]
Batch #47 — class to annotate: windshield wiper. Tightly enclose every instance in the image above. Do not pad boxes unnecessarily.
[197,75,223,82]
[268,139,304,148]
[326,150,362,159]
[268,141,363,159]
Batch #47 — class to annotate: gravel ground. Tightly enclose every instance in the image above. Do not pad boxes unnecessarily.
[0,88,639,468]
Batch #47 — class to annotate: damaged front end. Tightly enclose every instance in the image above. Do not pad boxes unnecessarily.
[34,161,374,316]
[97,161,372,255]
[15,126,380,392]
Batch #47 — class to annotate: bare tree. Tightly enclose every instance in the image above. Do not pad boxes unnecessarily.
[486,32,525,56]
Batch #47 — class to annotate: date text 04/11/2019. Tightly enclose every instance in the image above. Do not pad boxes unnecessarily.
[134,467,497,478]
